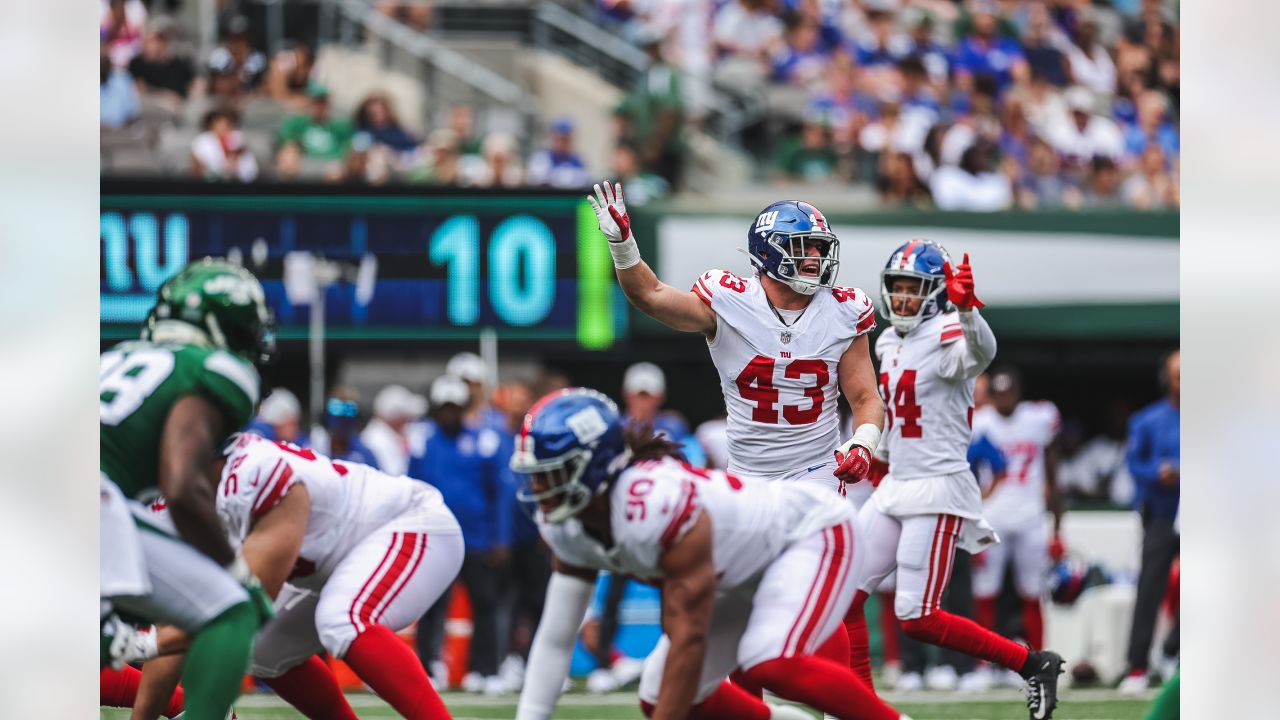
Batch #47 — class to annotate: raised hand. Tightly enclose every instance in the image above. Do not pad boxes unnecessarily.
[588,180,631,244]
[942,252,985,310]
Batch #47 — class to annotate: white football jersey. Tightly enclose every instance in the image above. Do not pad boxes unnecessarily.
[972,401,1061,528]
[217,433,459,591]
[875,310,997,480]
[692,269,876,480]
[538,457,853,588]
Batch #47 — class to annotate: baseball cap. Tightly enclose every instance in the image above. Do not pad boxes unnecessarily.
[258,388,300,424]
[551,116,574,134]
[623,362,666,395]
[373,385,427,421]
[430,375,471,409]
[446,352,488,384]
[1066,86,1095,114]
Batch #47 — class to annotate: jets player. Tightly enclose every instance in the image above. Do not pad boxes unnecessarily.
[512,389,908,720]
[588,181,884,496]
[100,259,275,720]
[970,368,1063,659]
[842,241,1065,719]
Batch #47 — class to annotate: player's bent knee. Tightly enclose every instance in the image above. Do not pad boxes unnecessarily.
[315,617,360,659]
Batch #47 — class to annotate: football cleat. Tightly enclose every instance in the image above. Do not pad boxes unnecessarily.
[1117,669,1150,695]
[1023,650,1065,720]
[894,671,924,692]
[925,664,959,691]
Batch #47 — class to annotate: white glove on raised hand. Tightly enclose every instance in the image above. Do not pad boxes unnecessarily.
[588,180,640,268]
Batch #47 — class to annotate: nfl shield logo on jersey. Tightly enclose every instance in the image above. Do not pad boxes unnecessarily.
[780,330,792,344]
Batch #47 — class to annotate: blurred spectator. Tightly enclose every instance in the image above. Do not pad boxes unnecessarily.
[190,108,259,182]
[1123,89,1178,160]
[355,93,422,153]
[1120,349,1180,694]
[449,105,484,157]
[492,382,535,435]
[277,86,354,162]
[265,42,316,111]
[877,150,931,208]
[101,0,147,68]
[772,17,829,86]
[1056,413,1133,506]
[611,142,669,206]
[929,138,1012,211]
[128,16,194,106]
[952,4,1027,97]
[246,388,302,443]
[1081,156,1124,208]
[903,9,950,83]
[1016,137,1078,210]
[615,33,687,188]
[418,128,461,186]
[1064,17,1116,97]
[361,384,427,477]
[852,8,910,69]
[327,132,392,185]
[1019,4,1068,88]
[378,0,435,33]
[412,375,512,695]
[465,133,524,188]
[695,415,729,469]
[447,352,507,431]
[1122,145,1177,210]
[207,15,267,95]
[1046,86,1125,170]
[101,46,141,129]
[772,118,838,182]
[273,141,303,181]
[308,389,381,468]
[712,0,783,78]
[204,50,247,112]
[526,117,590,189]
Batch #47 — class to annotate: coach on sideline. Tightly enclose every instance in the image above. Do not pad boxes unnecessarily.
[1120,349,1180,694]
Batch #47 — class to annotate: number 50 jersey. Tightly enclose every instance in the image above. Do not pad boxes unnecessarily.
[692,269,876,481]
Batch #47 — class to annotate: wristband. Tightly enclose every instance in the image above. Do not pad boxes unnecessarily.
[608,235,642,270]
[838,423,882,456]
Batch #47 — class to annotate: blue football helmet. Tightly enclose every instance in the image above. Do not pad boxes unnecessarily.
[880,239,952,332]
[510,388,631,523]
[745,200,840,295]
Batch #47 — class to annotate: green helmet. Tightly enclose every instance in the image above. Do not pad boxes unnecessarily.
[144,258,276,364]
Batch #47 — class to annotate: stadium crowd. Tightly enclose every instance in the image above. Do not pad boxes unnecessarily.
[102,0,1178,210]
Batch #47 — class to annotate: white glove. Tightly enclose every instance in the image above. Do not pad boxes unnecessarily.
[588,180,641,268]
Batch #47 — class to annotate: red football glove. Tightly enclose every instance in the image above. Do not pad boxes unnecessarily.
[942,252,985,309]
[867,457,890,487]
[1048,534,1067,562]
[834,445,873,495]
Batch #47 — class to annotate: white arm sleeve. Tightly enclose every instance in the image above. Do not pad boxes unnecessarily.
[937,310,998,381]
[515,571,596,720]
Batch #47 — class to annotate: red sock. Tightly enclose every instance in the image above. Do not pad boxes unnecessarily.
[259,656,359,720]
[1021,598,1044,650]
[639,679,773,720]
[815,626,850,665]
[844,590,874,688]
[345,625,451,719]
[900,611,1030,672]
[877,590,901,665]
[974,596,998,631]
[164,682,185,718]
[100,666,142,709]
[743,655,900,720]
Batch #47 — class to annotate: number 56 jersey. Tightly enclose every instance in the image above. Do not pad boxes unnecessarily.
[692,269,876,481]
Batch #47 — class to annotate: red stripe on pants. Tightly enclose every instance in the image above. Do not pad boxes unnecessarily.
[349,532,402,634]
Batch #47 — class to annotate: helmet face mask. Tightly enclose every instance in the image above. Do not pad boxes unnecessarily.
[879,240,951,332]
[510,388,629,524]
[746,201,840,295]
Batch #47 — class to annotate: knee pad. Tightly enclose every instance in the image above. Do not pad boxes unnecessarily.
[900,612,946,644]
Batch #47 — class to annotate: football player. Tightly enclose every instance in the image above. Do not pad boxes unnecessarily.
[971,368,1063,663]
[512,389,909,720]
[588,181,884,497]
[100,259,275,720]
[130,433,465,720]
[843,241,1065,719]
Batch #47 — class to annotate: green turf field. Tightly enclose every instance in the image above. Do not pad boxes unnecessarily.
[101,688,1154,719]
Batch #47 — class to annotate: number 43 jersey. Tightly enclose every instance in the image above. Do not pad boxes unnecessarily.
[692,269,876,481]
[100,340,260,501]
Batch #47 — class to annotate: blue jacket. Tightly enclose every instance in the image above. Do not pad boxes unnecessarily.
[1126,399,1180,519]
[409,423,512,552]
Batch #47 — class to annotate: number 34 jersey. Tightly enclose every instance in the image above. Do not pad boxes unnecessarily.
[691,269,876,481]
[100,340,260,501]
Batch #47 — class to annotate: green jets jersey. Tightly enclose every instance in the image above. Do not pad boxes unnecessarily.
[100,340,260,501]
